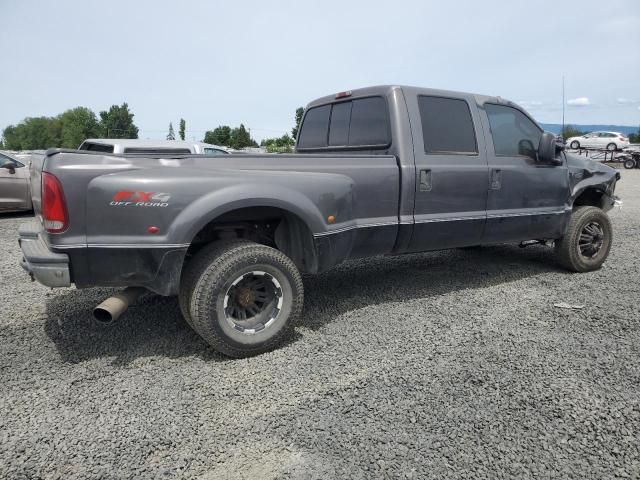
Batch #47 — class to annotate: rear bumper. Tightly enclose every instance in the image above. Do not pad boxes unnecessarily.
[18,221,71,288]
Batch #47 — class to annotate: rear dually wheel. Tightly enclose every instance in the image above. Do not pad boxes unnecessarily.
[184,240,304,358]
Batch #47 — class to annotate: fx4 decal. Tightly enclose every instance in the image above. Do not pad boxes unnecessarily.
[110,191,171,207]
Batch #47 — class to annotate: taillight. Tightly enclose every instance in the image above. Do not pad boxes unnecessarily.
[42,172,69,233]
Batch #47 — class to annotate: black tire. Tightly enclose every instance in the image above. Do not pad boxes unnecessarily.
[187,240,303,358]
[570,141,580,149]
[623,158,636,169]
[606,143,617,152]
[179,239,249,329]
[555,206,612,272]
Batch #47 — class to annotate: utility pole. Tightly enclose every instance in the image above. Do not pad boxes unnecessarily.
[561,75,565,136]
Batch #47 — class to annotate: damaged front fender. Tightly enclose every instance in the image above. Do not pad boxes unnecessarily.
[566,152,620,212]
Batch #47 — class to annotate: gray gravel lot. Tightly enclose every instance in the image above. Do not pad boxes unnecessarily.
[1,171,639,479]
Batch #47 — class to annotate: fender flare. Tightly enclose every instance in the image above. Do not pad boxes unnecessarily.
[169,183,328,246]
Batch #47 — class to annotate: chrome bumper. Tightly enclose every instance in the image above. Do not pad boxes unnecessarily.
[18,221,70,288]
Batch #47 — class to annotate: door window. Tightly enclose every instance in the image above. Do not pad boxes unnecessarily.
[484,104,542,157]
[418,96,477,154]
[0,153,23,168]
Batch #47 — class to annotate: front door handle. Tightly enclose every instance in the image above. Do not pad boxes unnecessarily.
[419,169,432,192]
[490,169,502,190]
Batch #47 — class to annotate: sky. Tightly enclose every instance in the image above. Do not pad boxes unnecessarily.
[1,0,639,142]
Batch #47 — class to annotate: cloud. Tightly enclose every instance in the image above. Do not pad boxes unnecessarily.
[567,97,590,107]
[617,97,637,104]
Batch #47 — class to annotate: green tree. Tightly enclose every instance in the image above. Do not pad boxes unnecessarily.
[561,125,585,140]
[2,125,20,149]
[167,122,175,140]
[261,133,295,153]
[58,107,100,148]
[2,117,61,150]
[99,103,139,138]
[291,107,304,140]
[203,125,232,146]
[629,126,640,144]
[230,124,258,149]
[179,118,186,141]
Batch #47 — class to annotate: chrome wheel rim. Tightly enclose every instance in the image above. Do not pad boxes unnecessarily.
[578,221,605,258]
[223,271,283,335]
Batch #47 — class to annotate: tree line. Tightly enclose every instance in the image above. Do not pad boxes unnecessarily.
[204,107,304,152]
[1,105,305,152]
[1,104,139,150]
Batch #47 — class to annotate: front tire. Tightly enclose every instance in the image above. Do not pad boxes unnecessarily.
[555,206,612,272]
[185,240,303,358]
[570,141,580,149]
[606,142,617,151]
[623,158,636,169]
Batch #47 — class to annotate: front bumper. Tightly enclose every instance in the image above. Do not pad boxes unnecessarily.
[18,221,71,288]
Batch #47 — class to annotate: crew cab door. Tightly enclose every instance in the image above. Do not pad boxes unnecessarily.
[405,93,489,252]
[479,103,569,243]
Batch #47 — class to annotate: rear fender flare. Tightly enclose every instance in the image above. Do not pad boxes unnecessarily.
[169,183,338,246]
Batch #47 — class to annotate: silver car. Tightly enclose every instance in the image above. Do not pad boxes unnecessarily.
[78,139,237,155]
[0,151,32,213]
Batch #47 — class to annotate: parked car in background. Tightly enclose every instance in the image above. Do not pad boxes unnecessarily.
[78,139,237,155]
[566,131,630,151]
[0,151,33,213]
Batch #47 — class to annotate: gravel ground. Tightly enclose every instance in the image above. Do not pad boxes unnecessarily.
[1,171,639,479]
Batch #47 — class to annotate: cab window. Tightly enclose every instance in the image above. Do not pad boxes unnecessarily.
[297,96,390,149]
[418,96,477,154]
[484,104,542,157]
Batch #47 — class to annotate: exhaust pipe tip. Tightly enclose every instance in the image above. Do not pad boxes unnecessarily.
[93,287,147,325]
[93,306,116,324]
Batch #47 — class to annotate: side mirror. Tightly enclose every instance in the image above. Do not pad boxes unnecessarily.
[518,139,537,160]
[538,132,563,165]
[1,161,16,174]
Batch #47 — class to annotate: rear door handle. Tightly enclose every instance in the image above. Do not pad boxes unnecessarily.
[419,169,432,192]
[490,169,502,190]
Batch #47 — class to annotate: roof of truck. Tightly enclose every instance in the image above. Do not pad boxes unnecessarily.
[306,85,503,108]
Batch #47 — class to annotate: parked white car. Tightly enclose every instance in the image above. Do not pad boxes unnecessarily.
[566,131,630,151]
[78,139,238,155]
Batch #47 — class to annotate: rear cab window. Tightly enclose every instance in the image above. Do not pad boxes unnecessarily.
[297,96,391,150]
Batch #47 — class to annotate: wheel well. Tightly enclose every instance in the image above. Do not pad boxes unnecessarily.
[573,187,605,209]
[186,206,317,273]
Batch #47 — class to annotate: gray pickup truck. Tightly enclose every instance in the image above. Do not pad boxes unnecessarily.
[19,85,620,357]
